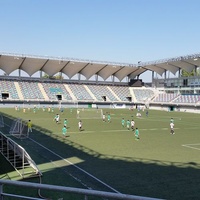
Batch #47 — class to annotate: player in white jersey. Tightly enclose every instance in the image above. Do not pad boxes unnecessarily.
[131,119,135,130]
[170,122,174,134]
[78,120,82,131]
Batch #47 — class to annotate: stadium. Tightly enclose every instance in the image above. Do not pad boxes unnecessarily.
[0,52,200,200]
[0,52,200,112]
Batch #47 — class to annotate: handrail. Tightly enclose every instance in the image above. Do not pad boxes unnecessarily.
[0,179,163,200]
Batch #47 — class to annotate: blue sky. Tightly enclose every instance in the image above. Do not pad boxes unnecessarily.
[1,0,200,82]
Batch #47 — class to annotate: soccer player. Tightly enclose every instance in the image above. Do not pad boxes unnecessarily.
[33,107,36,114]
[62,125,67,137]
[126,120,130,130]
[136,112,141,117]
[121,118,125,127]
[56,114,60,124]
[170,122,175,134]
[64,119,68,127]
[135,128,140,140]
[27,120,32,133]
[60,107,64,114]
[131,119,135,130]
[54,114,60,124]
[107,113,111,123]
[146,110,149,117]
[78,120,82,131]
[102,114,106,122]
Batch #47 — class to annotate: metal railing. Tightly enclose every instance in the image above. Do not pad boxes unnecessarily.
[0,179,163,200]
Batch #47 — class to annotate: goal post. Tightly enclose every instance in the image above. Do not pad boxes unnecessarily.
[0,132,42,178]
[9,118,29,139]
[77,108,103,119]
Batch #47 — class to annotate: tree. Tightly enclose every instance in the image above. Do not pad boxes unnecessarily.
[181,69,196,77]
[54,74,63,80]
[42,73,63,80]
[42,73,49,78]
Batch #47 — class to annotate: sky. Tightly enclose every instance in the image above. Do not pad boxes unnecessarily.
[1,0,200,82]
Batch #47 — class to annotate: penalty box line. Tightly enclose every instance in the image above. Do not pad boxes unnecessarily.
[28,137,120,194]
[67,127,179,134]
[182,143,200,151]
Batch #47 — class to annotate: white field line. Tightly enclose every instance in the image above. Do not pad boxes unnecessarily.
[182,144,200,151]
[28,137,121,194]
[67,127,179,134]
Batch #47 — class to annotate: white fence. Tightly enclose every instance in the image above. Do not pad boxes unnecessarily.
[0,179,163,200]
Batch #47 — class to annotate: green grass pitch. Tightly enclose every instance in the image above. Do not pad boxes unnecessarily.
[0,107,200,200]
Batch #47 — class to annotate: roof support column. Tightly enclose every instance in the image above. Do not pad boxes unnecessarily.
[95,74,98,83]
[164,70,167,80]
[195,65,197,75]
[78,73,81,82]
[152,71,155,88]
[112,75,115,83]
[40,71,42,79]
[152,71,154,80]
[59,72,62,82]
[18,69,21,77]
[178,68,181,78]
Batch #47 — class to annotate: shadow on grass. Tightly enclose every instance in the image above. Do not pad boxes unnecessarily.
[0,112,200,200]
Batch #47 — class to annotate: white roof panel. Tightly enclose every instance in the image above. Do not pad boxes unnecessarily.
[1,52,200,81]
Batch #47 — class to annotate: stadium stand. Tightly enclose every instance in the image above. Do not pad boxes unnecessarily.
[131,88,155,102]
[67,83,94,101]
[153,93,179,102]
[87,84,119,102]
[2,78,200,107]
[0,53,200,111]
[18,81,45,100]
[108,85,130,101]
[0,80,19,100]
[41,82,73,101]
[173,94,200,104]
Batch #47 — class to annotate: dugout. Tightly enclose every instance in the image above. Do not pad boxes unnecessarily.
[1,92,9,99]
[102,96,107,101]
[126,96,132,102]
[169,106,175,111]
[56,94,62,100]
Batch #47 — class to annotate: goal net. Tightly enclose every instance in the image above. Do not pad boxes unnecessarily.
[0,132,42,178]
[9,118,28,139]
[77,108,103,119]
[0,115,4,127]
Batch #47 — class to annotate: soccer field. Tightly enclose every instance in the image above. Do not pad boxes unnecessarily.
[1,107,200,200]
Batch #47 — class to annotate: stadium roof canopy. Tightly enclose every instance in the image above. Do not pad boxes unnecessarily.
[0,52,200,81]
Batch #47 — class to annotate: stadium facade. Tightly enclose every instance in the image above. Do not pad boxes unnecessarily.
[0,52,200,113]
